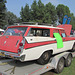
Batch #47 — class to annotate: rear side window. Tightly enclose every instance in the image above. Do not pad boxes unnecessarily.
[28,28,50,37]
[60,30,66,37]
[3,27,28,36]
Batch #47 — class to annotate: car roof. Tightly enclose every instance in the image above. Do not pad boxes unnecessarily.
[8,24,64,30]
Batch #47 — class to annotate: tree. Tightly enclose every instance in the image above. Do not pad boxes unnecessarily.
[19,0,75,29]
[56,4,75,29]
[43,2,57,24]
[31,0,38,21]
[56,4,70,24]
[20,4,30,22]
[70,13,75,30]
[0,0,7,28]
[20,0,57,24]
[6,11,18,25]
[37,0,45,23]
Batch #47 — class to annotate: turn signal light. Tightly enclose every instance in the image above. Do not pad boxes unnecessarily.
[18,49,21,52]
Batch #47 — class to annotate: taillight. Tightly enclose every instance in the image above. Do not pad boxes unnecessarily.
[18,38,25,54]
[18,48,21,52]
[19,43,23,46]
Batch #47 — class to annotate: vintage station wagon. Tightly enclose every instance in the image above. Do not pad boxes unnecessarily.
[0,24,75,65]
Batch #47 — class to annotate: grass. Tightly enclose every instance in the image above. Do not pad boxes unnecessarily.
[55,57,75,75]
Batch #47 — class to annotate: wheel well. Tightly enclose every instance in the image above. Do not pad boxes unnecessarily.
[48,50,53,54]
[37,50,53,65]
[44,50,53,55]
[38,50,53,59]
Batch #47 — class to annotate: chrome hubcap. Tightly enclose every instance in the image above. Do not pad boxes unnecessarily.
[43,52,49,60]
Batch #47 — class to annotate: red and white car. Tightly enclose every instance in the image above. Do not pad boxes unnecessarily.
[0,24,75,65]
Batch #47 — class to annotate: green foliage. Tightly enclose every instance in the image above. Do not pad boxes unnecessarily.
[20,1,75,29]
[37,0,45,23]
[31,0,38,21]
[56,4,70,24]
[6,11,19,25]
[56,4,75,29]
[70,13,75,30]
[0,0,7,28]
[20,4,30,22]
[44,2,57,24]
[0,0,75,30]
[20,0,57,24]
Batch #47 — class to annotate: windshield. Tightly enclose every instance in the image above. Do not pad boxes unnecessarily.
[3,27,28,36]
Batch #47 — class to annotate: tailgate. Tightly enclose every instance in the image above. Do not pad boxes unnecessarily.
[0,36,23,53]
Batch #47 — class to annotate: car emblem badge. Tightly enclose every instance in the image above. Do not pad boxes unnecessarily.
[4,41,6,44]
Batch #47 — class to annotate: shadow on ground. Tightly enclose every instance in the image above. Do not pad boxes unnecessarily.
[42,71,54,75]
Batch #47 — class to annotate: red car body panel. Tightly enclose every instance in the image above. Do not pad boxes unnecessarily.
[24,37,75,49]
[0,36,23,53]
[57,24,72,36]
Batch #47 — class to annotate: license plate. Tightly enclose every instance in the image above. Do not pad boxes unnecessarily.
[0,52,5,57]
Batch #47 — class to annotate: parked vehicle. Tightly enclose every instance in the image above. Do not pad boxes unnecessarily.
[0,28,4,36]
[0,24,75,65]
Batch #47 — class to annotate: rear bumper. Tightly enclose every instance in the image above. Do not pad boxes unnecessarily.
[0,51,25,62]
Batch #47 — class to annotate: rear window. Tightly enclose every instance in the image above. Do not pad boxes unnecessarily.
[3,27,28,36]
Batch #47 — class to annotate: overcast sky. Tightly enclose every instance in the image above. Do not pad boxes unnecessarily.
[6,0,75,17]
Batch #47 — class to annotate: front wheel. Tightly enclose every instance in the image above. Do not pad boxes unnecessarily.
[37,51,52,65]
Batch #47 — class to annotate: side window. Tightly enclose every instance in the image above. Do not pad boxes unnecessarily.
[28,28,50,37]
[43,30,50,37]
[60,30,66,37]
